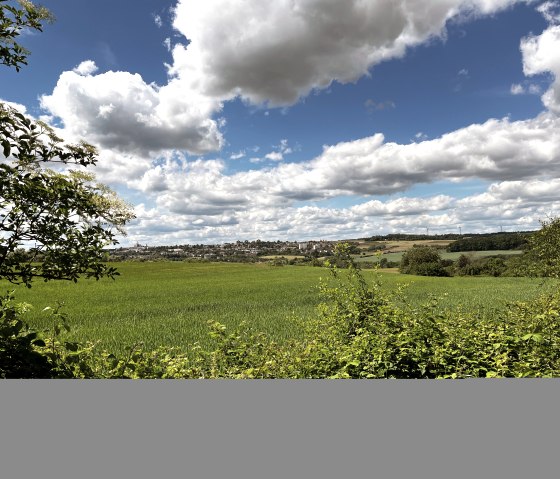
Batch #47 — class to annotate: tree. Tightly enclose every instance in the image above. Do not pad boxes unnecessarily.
[400,246,448,276]
[525,217,560,278]
[1,0,53,71]
[1,1,134,287]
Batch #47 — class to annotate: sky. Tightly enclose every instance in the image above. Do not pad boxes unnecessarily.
[3,0,560,245]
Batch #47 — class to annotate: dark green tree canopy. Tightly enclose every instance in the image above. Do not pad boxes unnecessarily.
[400,245,448,276]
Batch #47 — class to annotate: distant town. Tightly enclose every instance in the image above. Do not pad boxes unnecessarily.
[108,239,339,263]
[107,231,533,264]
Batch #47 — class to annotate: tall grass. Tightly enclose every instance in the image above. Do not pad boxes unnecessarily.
[3,262,555,354]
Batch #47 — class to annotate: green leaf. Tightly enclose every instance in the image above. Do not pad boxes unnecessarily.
[2,139,10,157]
[64,342,79,352]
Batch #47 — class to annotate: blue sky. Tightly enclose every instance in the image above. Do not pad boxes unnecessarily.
[4,0,560,245]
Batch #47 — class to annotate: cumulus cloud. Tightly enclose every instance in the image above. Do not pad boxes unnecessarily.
[510,82,542,94]
[39,0,532,163]
[261,114,560,199]
[33,0,560,244]
[169,0,529,106]
[126,176,558,245]
[265,152,284,162]
[73,60,98,76]
[129,108,560,230]
[40,63,224,156]
[521,24,560,113]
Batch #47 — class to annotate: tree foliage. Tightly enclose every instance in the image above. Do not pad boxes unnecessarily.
[1,105,134,286]
[1,2,134,287]
[525,217,560,278]
[447,232,527,252]
[399,245,448,276]
[0,0,53,71]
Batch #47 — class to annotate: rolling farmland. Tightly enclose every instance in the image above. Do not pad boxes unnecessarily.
[5,261,555,354]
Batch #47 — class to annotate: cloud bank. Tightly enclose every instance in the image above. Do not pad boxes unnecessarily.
[31,1,560,243]
[41,0,531,157]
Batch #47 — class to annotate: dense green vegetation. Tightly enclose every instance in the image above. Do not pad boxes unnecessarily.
[447,232,528,252]
[399,246,448,276]
[353,249,521,263]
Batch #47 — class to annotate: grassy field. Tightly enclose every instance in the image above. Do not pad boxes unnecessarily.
[356,239,454,253]
[3,261,556,354]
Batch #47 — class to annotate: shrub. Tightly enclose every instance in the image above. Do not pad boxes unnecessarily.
[0,293,52,378]
[400,246,448,276]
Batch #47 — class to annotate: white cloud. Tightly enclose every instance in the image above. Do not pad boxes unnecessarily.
[521,25,560,113]
[511,83,525,94]
[266,113,560,198]
[39,0,532,167]
[153,14,163,28]
[169,0,530,106]
[261,139,294,162]
[129,109,560,224]
[230,151,246,160]
[126,177,558,245]
[40,65,224,156]
[265,152,284,162]
[537,1,560,24]
[528,83,542,94]
[33,0,560,244]
[72,60,98,76]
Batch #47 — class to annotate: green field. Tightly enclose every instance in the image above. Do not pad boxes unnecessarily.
[3,261,555,354]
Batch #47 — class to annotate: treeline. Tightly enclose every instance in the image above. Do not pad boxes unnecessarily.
[362,231,535,247]
[362,233,462,241]
[399,246,535,278]
[447,232,529,252]
[398,220,559,278]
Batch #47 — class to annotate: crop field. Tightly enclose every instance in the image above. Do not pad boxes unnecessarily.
[356,239,454,253]
[3,262,556,354]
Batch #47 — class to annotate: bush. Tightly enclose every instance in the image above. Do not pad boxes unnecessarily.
[0,293,52,378]
[455,255,507,277]
[400,246,448,276]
